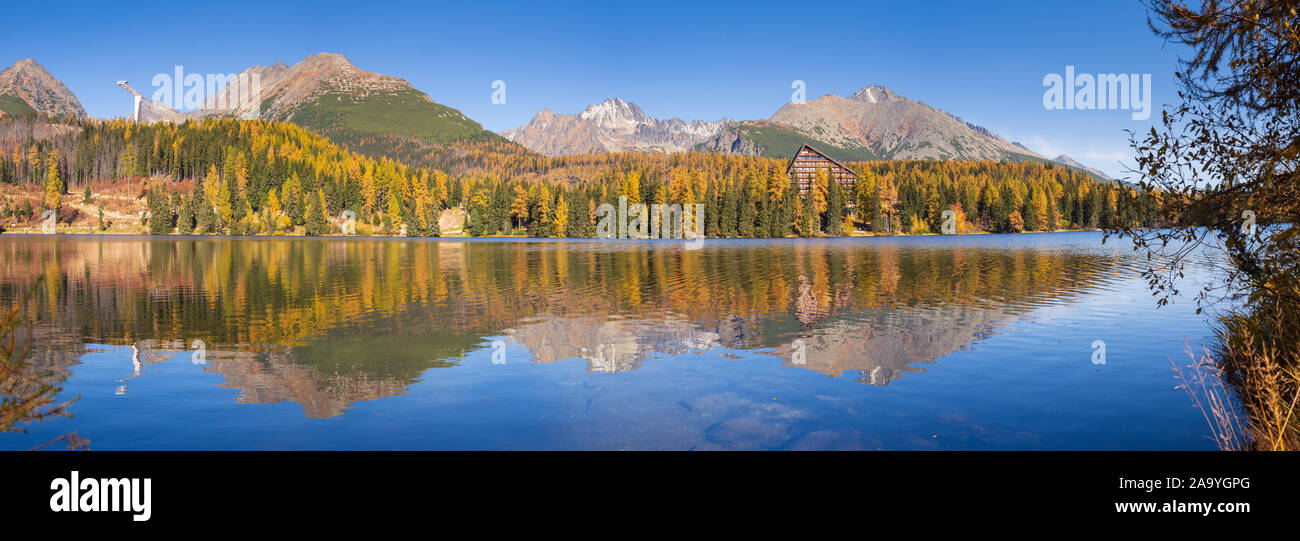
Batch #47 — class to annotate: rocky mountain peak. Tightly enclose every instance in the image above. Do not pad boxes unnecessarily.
[762,84,1044,162]
[198,52,418,121]
[0,58,87,117]
[505,97,729,155]
[579,97,649,132]
[849,85,902,104]
[299,52,357,72]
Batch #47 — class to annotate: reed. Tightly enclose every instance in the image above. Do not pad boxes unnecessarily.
[1178,299,1300,451]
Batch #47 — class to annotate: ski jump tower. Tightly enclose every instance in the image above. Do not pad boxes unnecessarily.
[116,81,144,122]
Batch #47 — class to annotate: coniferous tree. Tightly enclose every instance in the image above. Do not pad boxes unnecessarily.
[43,151,63,211]
[552,192,569,239]
[305,190,329,236]
[147,187,174,235]
[193,188,217,234]
[826,178,845,236]
[1027,188,1048,231]
[877,173,899,235]
[0,115,1145,240]
[177,192,195,234]
[800,190,817,237]
[755,201,771,238]
[467,206,484,237]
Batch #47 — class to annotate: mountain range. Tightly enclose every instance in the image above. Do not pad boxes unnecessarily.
[504,85,1112,179]
[506,85,1042,162]
[501,97,730,155]
[0,55,1113,179]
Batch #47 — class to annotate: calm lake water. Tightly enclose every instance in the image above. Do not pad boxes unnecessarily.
[0,232,1223,450]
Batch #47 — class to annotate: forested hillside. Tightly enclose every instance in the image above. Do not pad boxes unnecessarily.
[0,115,1157,237]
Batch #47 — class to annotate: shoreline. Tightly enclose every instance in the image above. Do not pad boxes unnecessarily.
[0,228,1113,240]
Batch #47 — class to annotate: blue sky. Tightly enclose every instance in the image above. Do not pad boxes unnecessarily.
[0,0,1183,178]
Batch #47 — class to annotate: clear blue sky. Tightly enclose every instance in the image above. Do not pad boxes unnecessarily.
[0,0,1183,178]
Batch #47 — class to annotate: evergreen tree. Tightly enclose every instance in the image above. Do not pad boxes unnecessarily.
[755,202,771,238]
[738,175,757,238]
[147,187,174,235]
[177,192,195,234]
[283,173,306,225]
[305,190,329,236]
[777,188,796,237]
[720,183,738,237]
[467,206,484,237]
[193,189,217,234]
[826,178,845,236]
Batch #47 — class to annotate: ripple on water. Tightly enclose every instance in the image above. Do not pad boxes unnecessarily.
[0,233,1225,450]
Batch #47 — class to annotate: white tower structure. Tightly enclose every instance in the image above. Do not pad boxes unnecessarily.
[116,80,143,122]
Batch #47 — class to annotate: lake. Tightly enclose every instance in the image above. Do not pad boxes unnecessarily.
[0,232,1223,450]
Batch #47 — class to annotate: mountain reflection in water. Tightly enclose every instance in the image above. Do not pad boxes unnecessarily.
[2,235,1132,420]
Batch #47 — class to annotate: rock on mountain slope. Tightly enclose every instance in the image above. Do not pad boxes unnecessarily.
[503,97,730,155]
[701,85,1042,163]
[199,52,503,148]
[0,59,87,118]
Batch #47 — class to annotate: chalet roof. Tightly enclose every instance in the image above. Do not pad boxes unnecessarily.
[784,143,859,177]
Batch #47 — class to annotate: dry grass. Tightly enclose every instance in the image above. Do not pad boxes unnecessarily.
[1174,343,1248,451]
[1,178,154,233]
[1177,305,1300,451]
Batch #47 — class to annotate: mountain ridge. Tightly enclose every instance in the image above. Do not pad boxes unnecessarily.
[503,97,731,155]
[2,55,1116,179]
[195,52,505,150]
[1052,154,1114,180]
[756,85,1041,161]
[505,84,1070,170]
[0,58,87,118]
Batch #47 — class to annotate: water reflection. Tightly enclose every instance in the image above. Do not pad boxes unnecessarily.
[1,235,1133,419]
